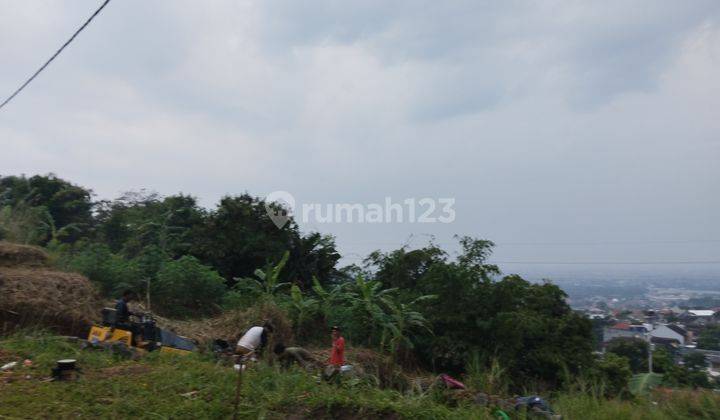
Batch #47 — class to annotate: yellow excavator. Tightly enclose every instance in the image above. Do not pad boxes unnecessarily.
[87,308,196,355]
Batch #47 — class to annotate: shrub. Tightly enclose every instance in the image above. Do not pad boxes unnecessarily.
[63,243,142,296]
[152,256,227,318]
[590,353,633,398]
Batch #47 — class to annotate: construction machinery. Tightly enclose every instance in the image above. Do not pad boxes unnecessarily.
[87,308,196,355]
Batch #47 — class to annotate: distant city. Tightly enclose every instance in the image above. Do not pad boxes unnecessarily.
[521,265,720,379]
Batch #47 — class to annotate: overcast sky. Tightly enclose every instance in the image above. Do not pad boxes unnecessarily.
[1,1,719,278]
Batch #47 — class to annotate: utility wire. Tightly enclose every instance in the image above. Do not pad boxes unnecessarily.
[0,0,112,111]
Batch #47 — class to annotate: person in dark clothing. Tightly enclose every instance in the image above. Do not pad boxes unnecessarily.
[114,290,137,325]
[113,290,142,344]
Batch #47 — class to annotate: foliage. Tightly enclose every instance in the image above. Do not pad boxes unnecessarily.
[465,354,509,395]
[192,194,339,285]
[652,347,675,374]
[234,251,292,303]
[0,174,93,244]
[662,352,713,389]
[590,353,633,398]
[61,243,143,296]
[629,373,663,396]
[380,295,435,363]
[152,256,227,317]
[362,237,596,389]
[606,338,648,373]
[0,173,608,393]
[345,274,398,346]
[697,325,720,351]
[94,191,205,258]
[289,284,319,337]
[683,352,708,372]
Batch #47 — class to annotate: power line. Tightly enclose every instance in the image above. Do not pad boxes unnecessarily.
[0,0,112,111]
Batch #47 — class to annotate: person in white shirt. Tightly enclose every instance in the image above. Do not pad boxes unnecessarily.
[236,322,273,356]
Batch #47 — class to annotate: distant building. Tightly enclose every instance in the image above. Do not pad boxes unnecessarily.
[681,310,716,327]
[603,323,648,343]
[651,336,682,351]
[687,309,715,318]
[650,324,688,345]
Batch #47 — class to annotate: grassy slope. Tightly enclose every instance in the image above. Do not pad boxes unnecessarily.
[0,333,487,419]
[2,333,720,419]
[629,373,664,396]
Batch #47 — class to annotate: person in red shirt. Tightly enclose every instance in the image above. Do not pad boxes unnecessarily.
[329,326,345,366]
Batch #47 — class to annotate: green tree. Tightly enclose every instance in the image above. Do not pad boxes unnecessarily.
[94,191,205,258]
[152,256,226,317]
[662,352,711,389]
[698,325,720,350]
[63,243,142,296]
[606,338,648,373]
[285,232,341,289]
[652,347,674,374]
[683,352,708,371]
[194,194,339,285]
[193,195,297,281]
[368,236,595,389]
[0,174,93,244]
[591,353,633,398]
[0,201,47,244]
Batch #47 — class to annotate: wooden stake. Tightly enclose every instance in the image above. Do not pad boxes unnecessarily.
[233,357,245,420]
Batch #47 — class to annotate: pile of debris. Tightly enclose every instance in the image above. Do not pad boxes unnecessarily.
[0,242,49,267]
[0,242,102,336]
[156,302,294,347]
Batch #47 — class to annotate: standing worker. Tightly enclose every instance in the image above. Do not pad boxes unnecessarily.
[329,326,345,366]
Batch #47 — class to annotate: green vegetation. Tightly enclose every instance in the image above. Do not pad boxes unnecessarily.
[606,338,649,373]
[663,353,713,389]
[152,256,227,317]
[0,332,491,419]
[698,325,720,351]
[3,332,720,419]
[2,173,719,418]
[629,373,663,396]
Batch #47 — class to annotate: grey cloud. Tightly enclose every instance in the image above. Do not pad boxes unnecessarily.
[1,1,719,276]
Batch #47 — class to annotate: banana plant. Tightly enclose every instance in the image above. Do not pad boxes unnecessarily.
[290,284,318,336]
[346,274,398,345]
[312,275,351,318]
[234,251,291,301]
[38,208,82,247]
[381,294,436,364]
